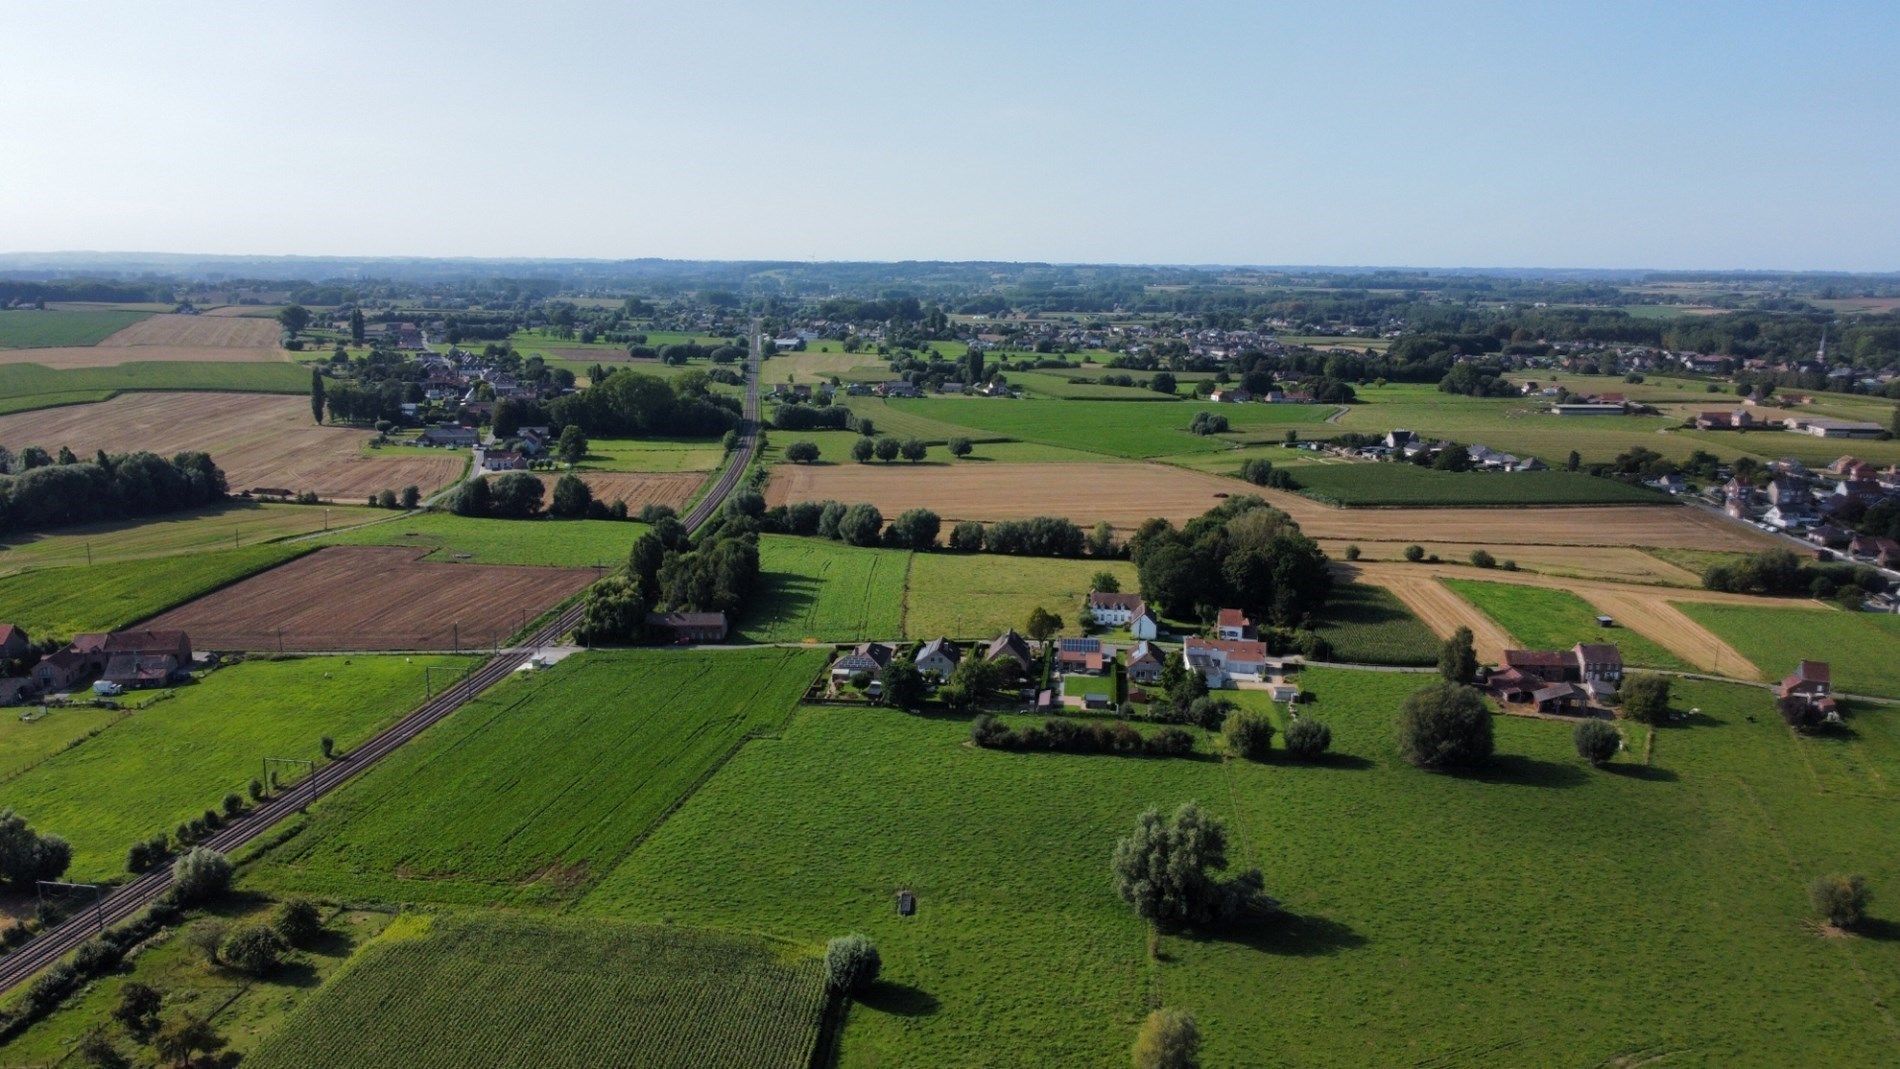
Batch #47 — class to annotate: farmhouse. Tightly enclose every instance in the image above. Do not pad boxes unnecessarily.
[1776,660,1837,720]
[1182,637,1270,687]
[1086,592,1159,639]
[915,637,962,678]
[831,641,894,680]
[645,611,729,644]
[1489,643,1622,709]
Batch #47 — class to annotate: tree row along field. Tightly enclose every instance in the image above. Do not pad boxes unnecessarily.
[245,915,827,1069]
[241,649,824,905]
[570,670,1900,1067]
[1,654,474,880]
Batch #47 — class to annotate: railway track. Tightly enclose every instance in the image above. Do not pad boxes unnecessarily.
[0,327,765,998]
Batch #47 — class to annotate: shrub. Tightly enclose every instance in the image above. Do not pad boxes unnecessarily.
[170,847,233,904]
[320,735,336,759]
[113,981,163,1039]
[1397,681,1494,770]
[1343,544,1360,561]
[949,437,973,457]
[0,809,72,890]
[1574,719,1622,767]
[220,922,288,976]
[272,897,324,947]
[222,792,243,817]
[1620,673,1671,725]
[248,778,265,802]
[824,933,881,995]
[1403,544,1425,562]
[948,520,985,552]
[1132,1008,1200,1069]
[1220,709,1275,759]
[1470,548,1496,568]
[1282,717,1332,761]
[1438,626,1477,684]
[1810,874,1870,929]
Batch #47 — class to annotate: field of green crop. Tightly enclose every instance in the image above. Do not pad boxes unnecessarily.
[0,543,308,636]
[1311,581,1440,665]
[1441,578,1690,669]
[1674,602,1900,697]
[316,511,641,568]
[577,669,1900,1066]
[838,396,1009,443]
[4,655,470,880]
[0,309,151,348]
[742,536,910,642]
[246,914,827,1069]
[903,552,1137,639]
[1006,370,1180,400]
[243,649,823,905]
[888,397,1332,458]
[0,501,369,574]
[581,436,725,472]
[1288,463,1665,506]
[0,360,308,415]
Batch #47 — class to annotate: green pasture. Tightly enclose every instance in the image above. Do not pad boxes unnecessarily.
[903,552,1137,640]
[0,361,307,415]
[1674,602,1900,697]
[580,436,725,472]
[741,536,910,643]
[1441,578,1690,670]
[0,309,151,348]
[886,398,1332,458]
[0,502,370,575]
[315,511,639,568]
[1006,371,1181,401]
[0,543,308,637]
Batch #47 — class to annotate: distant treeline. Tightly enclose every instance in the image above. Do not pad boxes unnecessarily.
[0,450,225,533]
[0,279,169,304]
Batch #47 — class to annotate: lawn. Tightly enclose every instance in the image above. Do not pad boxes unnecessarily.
[1674,602,1900,698]
[241,648,823,905]
[580,436,725,472]
[2,654,471,880]
[740,536,910,642]
[0,360,308,415]
[576,669,1900,1066]
[0,704,126,783]
[903,552,1137,639]
[1442,577,1691,669]
[0,543,309,637]
[1310,580,1441,666]
[888,398,1332,458]
[245,914,828,1069]
[0,308,151,348]
[315,511,641,568]
[1286,463,1665,507]
[0,502,369,575]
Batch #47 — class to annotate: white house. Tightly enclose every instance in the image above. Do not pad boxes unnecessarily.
[1182,637,1271,688]
[1215,609,1252,641]
[1087,592,1159,640]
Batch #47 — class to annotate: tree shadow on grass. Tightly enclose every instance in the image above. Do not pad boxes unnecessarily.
[1852,917,1900,942]
[1602,762,1679,782]
[857,979,941,1017]
[1463,753,1589,789]
[1180,911,1367,958]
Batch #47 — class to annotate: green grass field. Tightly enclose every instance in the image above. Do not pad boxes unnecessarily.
[0,361,308,415]
[1674,603,1900,697]
[3,655,470,880]
[888,398,1332,458]
[0,543,308,637]
[316,511,639,568]
[0,705,126,783]
[1287,463,1665,507]
[838,397,1010,444]
[1310,581,1441,665]
[1441,578,1691,670]
[1006,370,1181,401]
[903,552,1137,639]
[0,502,370,575]
[574,668,1900,1066]
[0,309,151,348]
[242,649,822,905]
[245,914,828,1069]
[580,436,724,472]
[742,536,910,642]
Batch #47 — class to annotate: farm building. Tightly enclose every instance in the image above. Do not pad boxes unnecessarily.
[0,623,28,660]
[645,612,729,644]
[1489,643,1622,708]
[1776,660,1836,716]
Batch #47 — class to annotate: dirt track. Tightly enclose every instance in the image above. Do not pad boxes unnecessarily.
[0,392,464,500]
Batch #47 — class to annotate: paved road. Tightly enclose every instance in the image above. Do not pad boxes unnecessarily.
[0,326,765,998]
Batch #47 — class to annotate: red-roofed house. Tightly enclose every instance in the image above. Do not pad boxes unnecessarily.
[1183,637,1270,687]
[1216,609,1253,641]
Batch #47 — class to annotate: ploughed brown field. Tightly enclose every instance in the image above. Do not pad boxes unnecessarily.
[764,461,1781,551]
[143,545,601,651]
[487,471,704,511]
[0,392,464,500]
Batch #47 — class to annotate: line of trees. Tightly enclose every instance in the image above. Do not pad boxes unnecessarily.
[0,450,226,534]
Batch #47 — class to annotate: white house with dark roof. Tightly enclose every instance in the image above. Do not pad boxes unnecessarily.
[1087,592,1159,640]
[915,637,962,678]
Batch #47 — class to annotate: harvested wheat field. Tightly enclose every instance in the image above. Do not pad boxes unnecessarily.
[100,314,282,348]
[143,546,601,651]
[493,471,704,511]
[768,462,1781,551]
[1350,562,1792,676]
[1317,541,1706,587]
[0,393,464,500]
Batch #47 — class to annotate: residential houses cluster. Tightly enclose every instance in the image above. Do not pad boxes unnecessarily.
[1717,454,1900,565]
[0,625,195,705]
[1329,429,1548,472]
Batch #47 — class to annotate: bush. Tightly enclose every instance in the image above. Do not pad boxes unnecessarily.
[824,933,881,995]
[1282,717,1332,761]
[1220,708,1275,759]
[113,981,163,1038]
[222,792,243,817]
[949,437,973,457]
[170,847,233,904]
[1403,544,1425,562]
[785,440,820,463]
[1397,682,1494,770]
[1620,673,1671,725]
[1343,544,1360,561]
[220,922,287,976]
[1470,549,1496,569]
[272,897,324,947]
[248,778,265,802]
[1132,1008,1200,1069]
[1574,719,1622,767]
[1810,873,1870,929]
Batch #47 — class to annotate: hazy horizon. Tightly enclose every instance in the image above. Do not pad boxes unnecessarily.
[5,0,1898,272]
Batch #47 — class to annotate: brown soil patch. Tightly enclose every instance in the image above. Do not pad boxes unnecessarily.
[1357,568,1518,664]
[487,471,703,511]
[143,545,599,651]
[0,392,464,501]
[767,462,1781,551]
[100,314,281,348]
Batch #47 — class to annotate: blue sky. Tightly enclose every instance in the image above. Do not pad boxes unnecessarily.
[3,0,1897,269]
